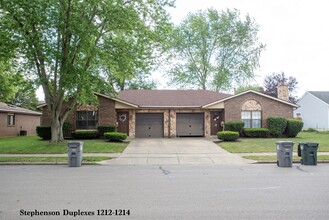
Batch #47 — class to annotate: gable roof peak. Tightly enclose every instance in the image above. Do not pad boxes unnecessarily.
[307,91,329,105]
[203,90,298,108]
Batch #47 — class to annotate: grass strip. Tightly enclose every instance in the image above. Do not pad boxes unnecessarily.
[243,155,329,162]
[220,132,329,153]
[0,156,111,164]
[0,136,128,154]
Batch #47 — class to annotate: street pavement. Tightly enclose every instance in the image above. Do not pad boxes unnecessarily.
[99,138,254,165]
[1,164,329,219]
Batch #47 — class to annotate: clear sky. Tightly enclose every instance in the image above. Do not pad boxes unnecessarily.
[164,0,329,98]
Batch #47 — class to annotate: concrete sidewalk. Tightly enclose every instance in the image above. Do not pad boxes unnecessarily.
[99,138,255,165]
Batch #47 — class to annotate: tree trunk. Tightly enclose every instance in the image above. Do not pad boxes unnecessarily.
[49,97,76,143]
[51,115,64,142]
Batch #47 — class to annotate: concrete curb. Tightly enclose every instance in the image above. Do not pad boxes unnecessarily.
[0,160,328,165]
[254,160,329,164]
[0,153,121,157]
[0,162,99,165]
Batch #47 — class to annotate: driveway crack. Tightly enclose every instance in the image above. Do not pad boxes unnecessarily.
[159,166,170,175]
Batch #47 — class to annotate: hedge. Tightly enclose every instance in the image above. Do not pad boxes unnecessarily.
[36,126,51,140]
[243,128,270,138]
[98,125,116,138]
[71,131,99,139]
[104,132,127,142]
[285,119,304,137]
[224,121,244,134]
[303,128,317,132]
[217,131,239,142]
[267,116,287,137]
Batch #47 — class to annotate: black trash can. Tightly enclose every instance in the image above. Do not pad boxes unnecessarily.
[276,141,294,167]
[298,142,318,165]
[68,142,83,167]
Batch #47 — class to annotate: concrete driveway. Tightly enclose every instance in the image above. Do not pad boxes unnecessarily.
[100,138,254,165]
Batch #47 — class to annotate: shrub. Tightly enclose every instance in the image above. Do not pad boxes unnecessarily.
[104,132,127,142]
[63,121,71,131]
[224,121,244,134]
[243,128,270,138]
[267,116,287,137]
[71,131,99,139]
[217,131,239,141]
[285,119,304,137]
[98,125,117,138]
[303,128,317,132]
[36,126,51,140]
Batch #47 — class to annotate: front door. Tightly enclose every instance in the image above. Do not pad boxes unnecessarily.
[117,111,129,135]
[211,111,224,135]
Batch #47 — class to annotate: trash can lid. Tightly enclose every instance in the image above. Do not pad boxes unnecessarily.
[67,141,83,147]
[68,141,83,144]
[299,142,319,146]
[276,141,294,144]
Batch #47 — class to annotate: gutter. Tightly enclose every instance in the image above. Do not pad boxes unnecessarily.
[0,109,42,116]
[139,106,201,109]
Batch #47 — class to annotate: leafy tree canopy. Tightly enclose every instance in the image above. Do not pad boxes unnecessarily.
[0,61,38,109]
[263,72,298,103]
[0,61,16,102]
[0,0,174,142]
[235,85,264,94]
[165,8,265,91]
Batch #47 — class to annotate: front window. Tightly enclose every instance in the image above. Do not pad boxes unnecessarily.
[241,111,261,128]
[7,114,15,126]
[76,111,98,129]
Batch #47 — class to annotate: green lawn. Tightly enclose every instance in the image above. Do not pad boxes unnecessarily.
[243,155,329,162]
[0,156,111,163]
[220,132,329,153]
[0,136,128,154]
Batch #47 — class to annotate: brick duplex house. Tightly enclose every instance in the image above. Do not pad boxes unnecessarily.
[39,85,298,138]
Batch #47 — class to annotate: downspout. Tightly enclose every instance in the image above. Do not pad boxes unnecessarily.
[168,110,171,138]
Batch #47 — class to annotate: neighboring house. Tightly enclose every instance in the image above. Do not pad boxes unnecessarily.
[0,102,41,137]
[39,85,298,138]
[295,91,329,130]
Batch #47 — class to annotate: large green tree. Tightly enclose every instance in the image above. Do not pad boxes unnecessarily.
[9,74,39,110]
[101,30,154,91]
[0,61,16,102]
[0,61,38,109]
[166,8,265,91]
[0,0,173,142]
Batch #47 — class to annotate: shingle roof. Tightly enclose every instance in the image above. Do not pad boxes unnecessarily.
[118,90,232,107]
[0,102,42,115]
[309,91,329,105]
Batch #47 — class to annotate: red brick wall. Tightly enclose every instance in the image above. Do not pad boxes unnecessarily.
[0,112,40,137]
[98,96,117,126]
[224,93,294,128]
[40,104,76,128]
[40,106,51,126]
[41,96,117,128]
[40,104,76,137]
